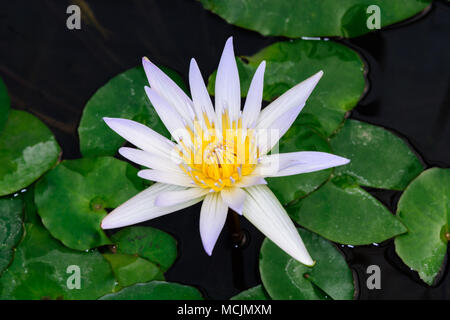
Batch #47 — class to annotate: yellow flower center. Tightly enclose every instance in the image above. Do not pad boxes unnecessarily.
[179,111,258,191]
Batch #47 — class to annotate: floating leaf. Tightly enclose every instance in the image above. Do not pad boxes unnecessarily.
[395,168,450,285]
[200,0,431,38]
[0,197,23,275]
[99,281,204,300]
[111,226,177,272]
[0,190,116,299]
[267,125,332,205]
[35,157,144,251]
[330,120,423,190]
[103,253,163,289]
[230,285,270,300]
[78,66,187,157]
[0,110,60,196]
[208,40,366,136]
[0,77,10,133]
[288,176,407,245]
[259,228,354,300]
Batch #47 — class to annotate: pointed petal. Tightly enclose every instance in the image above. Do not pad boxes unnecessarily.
[254,151,350,177]
[220,187,246,215]
[199,192,228,255]
[144,87,193,146]
[142,57,195,123]
[138,169,193,187]
[215,37,241,125]
[101,183,203,229]
[103,117,175,159]
[189,58,217,127]
[233,176,267,188]
[155,187,210,207]
[256,71,323,154]
[243,185,314,266]
[256,103,303,155]
[119,147,182,173]
[242,61,266,129]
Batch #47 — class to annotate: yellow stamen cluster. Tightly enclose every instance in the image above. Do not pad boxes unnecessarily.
[179,111,258,191]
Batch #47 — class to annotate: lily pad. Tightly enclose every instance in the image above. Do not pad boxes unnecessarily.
[259,228,354,300]
[0,197,23,275]
[78,66,187,157]
[200,0,431,38]
[0,110,61,196]
[230,285,270,300]
[99,281,204,300]
[395,168,450,285]
[0,77,10,133]
[208,39,366,136]
[288,176,407,245]
[330,119,423,190]
[34,157,144,251]
[0,191,116,299]
[111,226,177,272]
[267,125,332,205]
[103,253,163,289]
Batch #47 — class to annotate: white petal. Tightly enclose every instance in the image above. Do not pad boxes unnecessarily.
[256,103,303,155]
[233,176,267,188]
[142,57,195,123]
[243,185,314,266]
[144,87,193,146]
[242,61,266,129]
[220,187,246,215]
[189,58,217,128]
[199,192,228,255]
[256,71,323,154]
[254,152,350,177]
[101,183,203,229]
[119,147,183,173]
[103,117,175,159]
[215,37,241,126]
[138,169,193,187]
[155,187,210,207]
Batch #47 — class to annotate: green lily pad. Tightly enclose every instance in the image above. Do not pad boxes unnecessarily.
[208,39,366,136]
[111,226,177,272]
[103,253,163,289]
[0,197,23,275]
[0,77,10,133]
[330,119,423,190]
[230,285,270,300]
[0,191,116,299]
[395,168,450,285]
[200,0,431,38]
[267,125,332,205]
[288,176,407,245]
[99,281,204,300]
[0,110,61,196]
[78,66,187,157]
[260,228,354,300]
[34,157,144,251]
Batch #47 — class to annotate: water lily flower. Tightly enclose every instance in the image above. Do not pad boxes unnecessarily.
[101,37,350,266]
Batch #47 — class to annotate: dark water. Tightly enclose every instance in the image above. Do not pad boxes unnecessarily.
[0,0,449,299]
